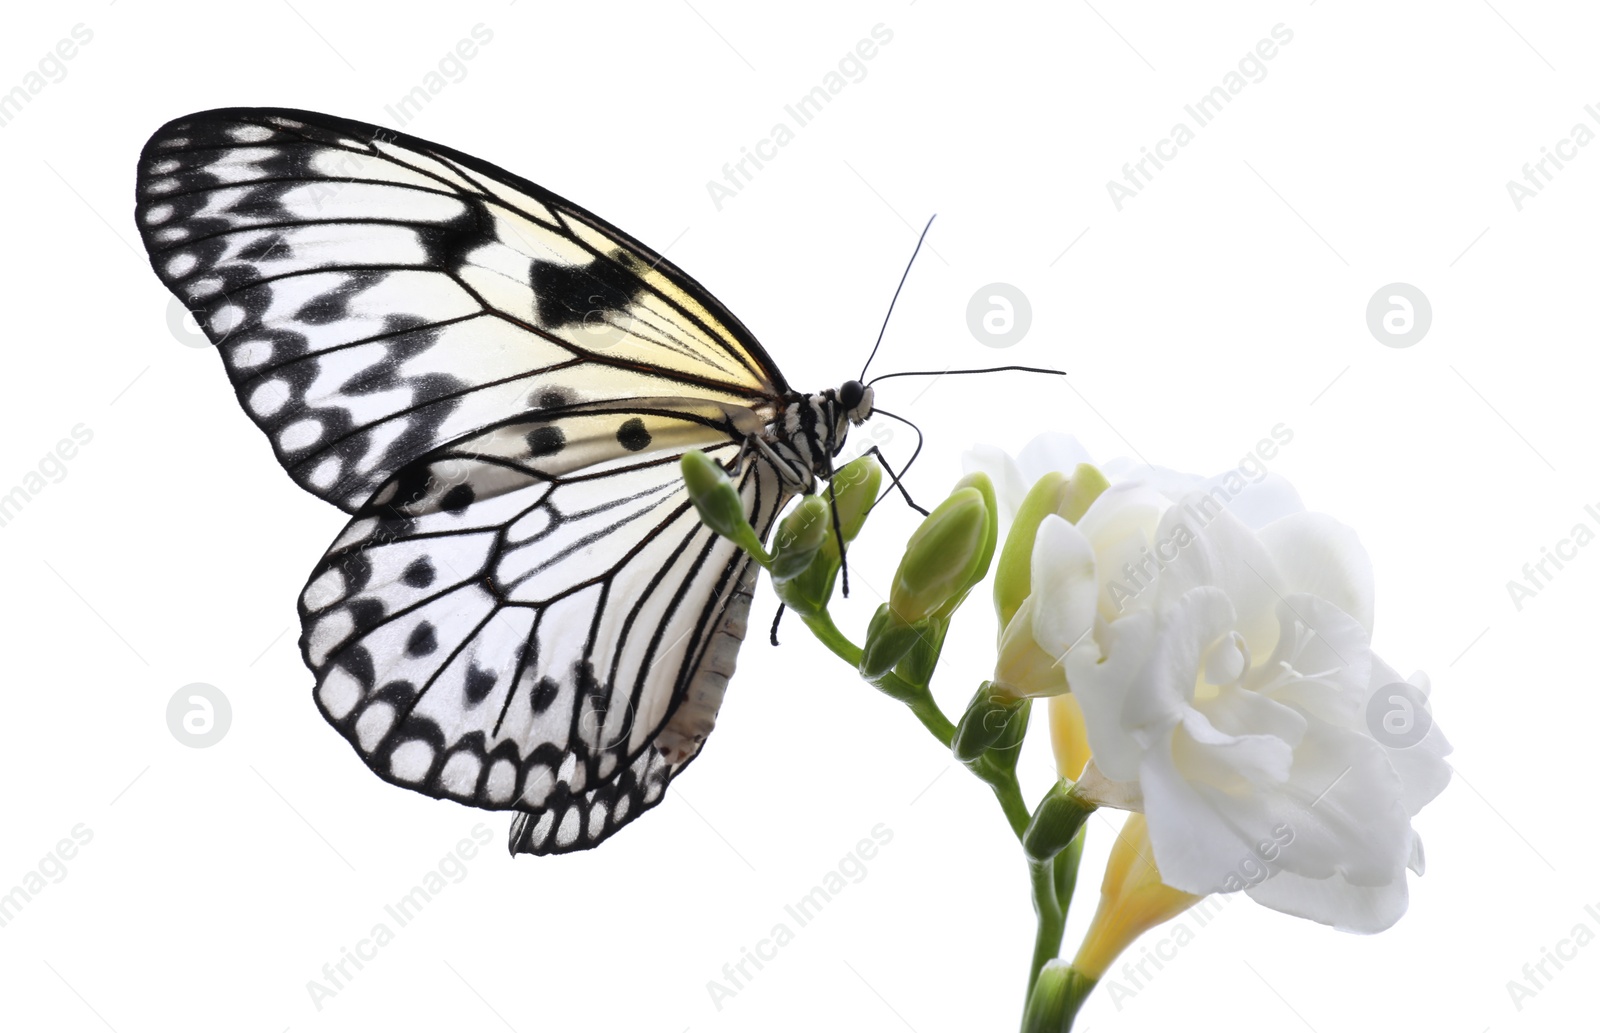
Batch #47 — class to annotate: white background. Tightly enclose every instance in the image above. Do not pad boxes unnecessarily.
[0,1,1593,1030]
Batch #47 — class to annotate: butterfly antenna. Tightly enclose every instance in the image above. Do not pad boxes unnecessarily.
[859,214,937,383]
[867,365,1065,387]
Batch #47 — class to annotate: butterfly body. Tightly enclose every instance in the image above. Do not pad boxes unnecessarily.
[136,108,869,853]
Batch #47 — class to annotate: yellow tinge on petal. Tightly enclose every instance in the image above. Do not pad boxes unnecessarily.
[992,596,1067,698]
[1048,693,1091,781]
[1071,813,1203,981]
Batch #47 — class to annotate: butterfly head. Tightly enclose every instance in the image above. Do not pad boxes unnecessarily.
[838,379,874,425]
[817,380,874,461]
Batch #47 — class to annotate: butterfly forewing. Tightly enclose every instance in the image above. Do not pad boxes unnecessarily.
[135,107,786,511]
[136,108,809,853]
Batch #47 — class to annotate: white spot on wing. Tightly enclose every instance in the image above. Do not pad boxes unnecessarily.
[308,457,343,491]
[556,807,580,847]
[356,702,396,751]
[248,380,291,417]
[279,418,325,451]
[485,759,516,803]
[302,568,346,613]
[389,740,434,783]
[210,304,244,334]
[317,667,362,719]
[228,338,273,370]
[440,752,480,795]
[306,609,354,667]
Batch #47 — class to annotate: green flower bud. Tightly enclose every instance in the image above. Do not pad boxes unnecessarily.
[1058,463,1110,524]
[776,457,885,616]
[769,496,831,581]
[1022,960,1097,1033]
[951,681,1026,762]
[889,476,996,626]
[681,451,769,563]
[893,612,948,688]
[995,464,1110,629]
[829,455,884,543]
[858,603,927,684]
[1022,779,1097,864]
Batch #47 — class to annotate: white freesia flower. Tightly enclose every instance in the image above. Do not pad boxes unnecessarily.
[966,435,1452,934]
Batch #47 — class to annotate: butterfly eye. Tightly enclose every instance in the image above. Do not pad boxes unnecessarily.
[839,380,865,412]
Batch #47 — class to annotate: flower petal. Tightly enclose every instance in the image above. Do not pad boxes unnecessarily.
[1017,433,1094,486]
[1245,867,1411,933]
[1151,501,1280,649]
[1258,512,1375,635]
[1029,515,1098,656]
[961,444,1029,520]
[1173,707,1295,794]
[1250,595,1373,728]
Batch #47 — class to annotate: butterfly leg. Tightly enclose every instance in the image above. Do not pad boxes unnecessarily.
[861,444,930,516]
[747,434,811,492]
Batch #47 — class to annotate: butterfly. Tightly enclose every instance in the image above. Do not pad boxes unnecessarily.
[135,108,879,854]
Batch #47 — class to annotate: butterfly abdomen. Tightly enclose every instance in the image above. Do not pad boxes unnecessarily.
[656,561,757,765]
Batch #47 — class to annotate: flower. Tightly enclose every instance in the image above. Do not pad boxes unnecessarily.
[967,435,1453,933]
[1071,813,1203,981]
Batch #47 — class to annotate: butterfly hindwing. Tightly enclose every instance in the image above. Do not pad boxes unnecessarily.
[299,404,789,852]
[135,107,787,511]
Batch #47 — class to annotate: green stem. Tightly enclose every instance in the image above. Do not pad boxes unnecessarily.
[1023,817,1088,1021]
[798,603,1076,1026]
[801,611,955,745]
[976,762,1031,839]
[1026,858,1064,1003]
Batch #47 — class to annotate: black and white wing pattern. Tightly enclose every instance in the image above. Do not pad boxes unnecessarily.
[134,108,819,853]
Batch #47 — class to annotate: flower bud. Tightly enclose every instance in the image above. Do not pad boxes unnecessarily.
[775,457,884,616]
[990,514,1099,700]
[994,464,1109,628]
[952,681,1026,762]
[1022,779,1096,864]
[768,496,831,581]
[1021,960,1096,1033]
[1071,813,1203,981]
[858,603,926,684]
[893,615,948,689]
[889,474,997,625]
[681,451,768,562]
[829,455,883,543]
